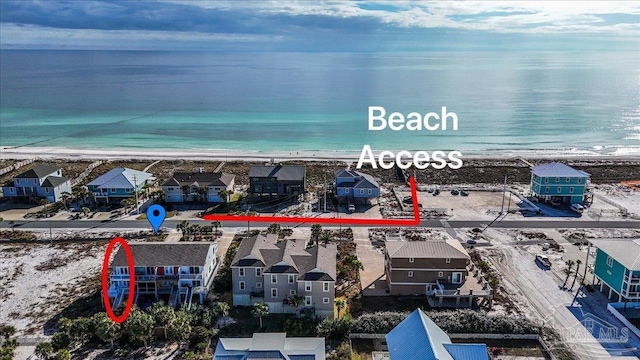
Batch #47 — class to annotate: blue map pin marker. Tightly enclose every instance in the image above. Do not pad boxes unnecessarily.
[147,204,166,234]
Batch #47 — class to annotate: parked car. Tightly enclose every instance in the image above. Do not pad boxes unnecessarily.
[570,203,584,214]
[466,239,477,245]
[451,189,459,195]
[535,254,552,269]
[402,196,413,204]
[347,204,356,213]
[460,190,469,197]
[433,189,440,196]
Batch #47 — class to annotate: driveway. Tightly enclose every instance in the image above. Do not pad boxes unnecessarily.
[353,227,388,296]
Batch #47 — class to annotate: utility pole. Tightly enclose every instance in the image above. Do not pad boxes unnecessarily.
[133,175,139,215]
[246,205,251,238]
[323,175,327,213]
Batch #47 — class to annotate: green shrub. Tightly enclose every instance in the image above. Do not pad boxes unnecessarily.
[317,316,354,342]
[51,332,71,351]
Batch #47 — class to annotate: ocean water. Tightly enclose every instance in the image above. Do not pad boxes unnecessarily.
[1,50,638,155]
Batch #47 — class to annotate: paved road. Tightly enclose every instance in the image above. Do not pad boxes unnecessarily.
[8,219,639,231]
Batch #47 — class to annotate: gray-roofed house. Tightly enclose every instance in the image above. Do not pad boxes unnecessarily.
[88,167,152,203]
[1,164,72,203]
[530,162,590,204]
[249,164,305,198]
[591,238,640,302]
[385,238,470,296]
[385,308,489,360]
[162,169,235,203]
[335,169,380,204]
[107,243,217,309]
[231,234,337,318]
[213,333,325,360]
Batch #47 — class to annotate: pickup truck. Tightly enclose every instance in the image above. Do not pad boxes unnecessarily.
[536,254,552,269]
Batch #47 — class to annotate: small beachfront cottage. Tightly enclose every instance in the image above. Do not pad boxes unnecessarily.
[335,168,380,204]
[87,167,152,203]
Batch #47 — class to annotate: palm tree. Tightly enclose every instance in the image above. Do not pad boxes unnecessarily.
[40,198,50,211]
[92,312,121,349]
[60,191,72,211]
[320,230,332,245]
[335,299,345,319]
[8,220,15,233]
[166,311,191,342]
[181,185,190,202]
[562,260,575,289]
[311,224,322,246]
[267,223,281,235]
[212,221,222,238]
[148,302,175,339]
[35,342,53,359]
[120,198,130,213]
[288,295,304,318]
[251,301,269,328]
[215,302,230,327]
[570,260,582,291]
[123,306,154,347]
[54,349,71,360]
[218,189,232,202]
[198,187,208,202]
[81,207,91,218]
[343,254,363,283]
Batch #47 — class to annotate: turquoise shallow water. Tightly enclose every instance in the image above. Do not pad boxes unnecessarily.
[1,50,638,155]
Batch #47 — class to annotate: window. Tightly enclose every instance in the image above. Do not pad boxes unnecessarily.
[15,179,20,184]
[125,188,132,193]
[271,274,277,283]
[256,268,262,277]
[446,258,451,264]
[606,256,613,267]
[168,187,174,191]
[256,282,262,288]
[545,178,548,183]
[45,188,49,193]
[239,268,245,277]
[545,187,549,193]
[570,187,574,193]
[305,281,312,291]
[239,281,245,290]
[323,297,330,304]
[566,177,570,182]
[323,282,330,292]
[33,179,37,183]
[305,296,312,306]
[360,189,364,194]
[345,188,349,194]
[165,267,173,275]
[409,257,414,263]
[408,271,413,278]
[111,188,116,193]
[578,178,582,183]
[9,188,14,193]
[557,187,562,192]
[288,274,296,284]
[255,185,263,192]
[555,177,560,182]
[290,289,296,296]
[271,288,278,298]
[368,189,372,195]
[438,271,443,278]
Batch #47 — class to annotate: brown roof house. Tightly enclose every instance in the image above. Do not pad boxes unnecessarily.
[231,234,337,318]
[385,237,470,296]
[161,169,235,203]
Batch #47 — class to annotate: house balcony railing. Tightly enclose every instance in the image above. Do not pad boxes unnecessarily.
[623,291,640,299]
[135,275,156,282]
[16,188,36,196]
[624,275,640,285]
[179,274,203,280]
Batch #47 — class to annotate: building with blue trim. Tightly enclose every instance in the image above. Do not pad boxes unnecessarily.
[385,308,489,360]
[591,238,640,302]
[335,169,380,204]
[88,167,152,203]
[530,162,590,204]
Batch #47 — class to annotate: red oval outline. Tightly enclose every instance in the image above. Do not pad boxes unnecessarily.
[101,237,135,324]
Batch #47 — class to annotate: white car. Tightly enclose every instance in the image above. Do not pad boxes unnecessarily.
[570,203,584,214]
[347,204,356,213]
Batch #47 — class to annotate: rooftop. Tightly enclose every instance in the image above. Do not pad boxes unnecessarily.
[15,164,61,179]
[88,167,152,189]
[335,168,379,189]
[162,171,234,187]
[214,333,325,360]
[531,162,591,178]
[249,165,305,181]
[590,238,640,271]
[110,243,214,267]
[386,238,469,260]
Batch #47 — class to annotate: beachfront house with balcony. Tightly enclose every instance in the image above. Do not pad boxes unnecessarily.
[385,238,470,296]
[335,168,380,204]
[107,243,218,309]
[214,333,325,360]
[530,162,590,204]
[87,167,152,203]
[385,308,489,360]
[231,234,337,318]
[1,164,71,203]
[591,238,640,302]
[248,164,305,199]
[161,169,235,203]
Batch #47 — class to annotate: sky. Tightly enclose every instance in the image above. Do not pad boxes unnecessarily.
[0,0,638,51]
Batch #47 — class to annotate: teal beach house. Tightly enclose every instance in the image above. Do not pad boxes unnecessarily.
[591,238,640,302]
[530,162,590,204]
[87,167,152,203]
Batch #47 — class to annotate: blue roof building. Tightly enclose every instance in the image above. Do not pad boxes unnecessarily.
[88,167,152,202]
[385,309,489,360]
[530,162,590,204]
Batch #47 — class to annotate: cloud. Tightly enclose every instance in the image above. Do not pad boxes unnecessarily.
[0,0,638,50]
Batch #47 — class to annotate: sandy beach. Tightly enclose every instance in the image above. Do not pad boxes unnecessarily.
[2,146,640,162]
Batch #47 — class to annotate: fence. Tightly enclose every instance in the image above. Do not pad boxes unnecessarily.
[70,160,102,186]
[593,194,629,216]
[0,158,35,176]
